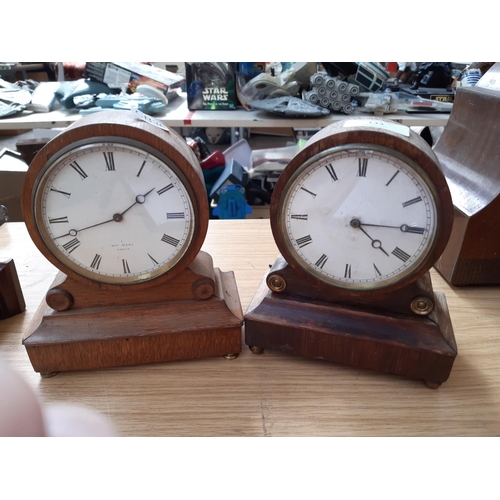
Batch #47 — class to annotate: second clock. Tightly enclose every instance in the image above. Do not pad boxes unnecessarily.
[276,143,439,291]
[245,118,457,387]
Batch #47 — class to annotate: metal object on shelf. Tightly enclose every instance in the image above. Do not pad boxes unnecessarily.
[303,73,359,114]
[249,96,330,117]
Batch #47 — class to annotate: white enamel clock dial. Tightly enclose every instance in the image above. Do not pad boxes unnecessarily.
[280,145,438,290]
[32,140,195,285]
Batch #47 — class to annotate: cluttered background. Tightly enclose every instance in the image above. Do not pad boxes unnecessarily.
[0,61,494,224]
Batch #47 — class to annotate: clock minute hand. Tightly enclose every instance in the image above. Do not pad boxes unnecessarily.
[54,188,156,240]
[359,222,426,234]
[54,217,115,239]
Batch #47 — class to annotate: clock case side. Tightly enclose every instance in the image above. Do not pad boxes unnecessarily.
[21,110,210,291]
[433,85,500,285]
[269,118,454,300]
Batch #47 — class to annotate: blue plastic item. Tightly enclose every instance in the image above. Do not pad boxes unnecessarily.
[212,185,252,219]
[95,94,167,115]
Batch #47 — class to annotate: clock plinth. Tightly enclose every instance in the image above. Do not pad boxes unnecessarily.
[23,252,243,375]
[245,258,457,388]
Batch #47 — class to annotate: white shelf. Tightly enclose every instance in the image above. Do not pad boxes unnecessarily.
[0,93,451,131]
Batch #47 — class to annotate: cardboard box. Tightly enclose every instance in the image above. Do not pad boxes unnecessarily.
[186,62,237,110]
[84,62,185,97]
[402,86,455,103]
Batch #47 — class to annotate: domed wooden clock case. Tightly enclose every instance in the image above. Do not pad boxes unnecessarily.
[245,118,457,388]
[21,110,243,376]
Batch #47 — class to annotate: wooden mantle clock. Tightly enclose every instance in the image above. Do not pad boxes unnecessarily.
[245,118,458,388]
[22,110,243,376]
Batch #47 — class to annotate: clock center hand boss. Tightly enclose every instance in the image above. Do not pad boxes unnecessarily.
[54,187,156,240]
[350,218,390,256]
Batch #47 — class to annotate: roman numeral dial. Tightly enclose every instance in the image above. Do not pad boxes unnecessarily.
[70,161,87,180]
[315,254,328,269]
[103,152,115,171]
[49,216,69,224]
[295,235,312,248]
[90,254,102,270]
[37,141,197,285]
[325,164,338,181]
[281,146,437,290]
[358,158,368,177]
[62,237,81,254]
[157,184,174,195]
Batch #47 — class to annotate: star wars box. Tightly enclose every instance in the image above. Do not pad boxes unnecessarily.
[185,62,237,110]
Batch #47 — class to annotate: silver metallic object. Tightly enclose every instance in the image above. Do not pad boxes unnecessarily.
[303,73,359,114]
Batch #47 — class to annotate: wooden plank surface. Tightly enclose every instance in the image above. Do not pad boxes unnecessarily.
[1,220,500,436]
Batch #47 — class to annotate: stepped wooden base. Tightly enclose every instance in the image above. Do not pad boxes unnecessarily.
[245,273,457,388]
[23,262,243,375]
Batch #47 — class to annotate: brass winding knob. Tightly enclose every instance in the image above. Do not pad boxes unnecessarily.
[410,296,434,316]
[267,274,287,293]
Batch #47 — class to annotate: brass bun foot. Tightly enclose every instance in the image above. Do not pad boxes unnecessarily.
[424,380,442,389]
[224,353,239,360]
[40,371,59,378]
[249,346,265,355]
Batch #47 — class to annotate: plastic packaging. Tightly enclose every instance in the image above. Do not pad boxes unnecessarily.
[236,62,316,111]
[222,139,252,170]
[360,91,453,115]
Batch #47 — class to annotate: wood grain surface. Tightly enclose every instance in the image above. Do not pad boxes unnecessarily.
[433,85,500,285]
[1,220,500,436]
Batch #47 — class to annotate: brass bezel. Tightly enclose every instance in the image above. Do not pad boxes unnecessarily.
[31,137,197,286]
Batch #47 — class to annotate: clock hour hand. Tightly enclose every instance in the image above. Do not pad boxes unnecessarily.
[118,187,156,217]
[54,188,156,240]
[350,219,390,257]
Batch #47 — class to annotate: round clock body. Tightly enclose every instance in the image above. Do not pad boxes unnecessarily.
[270,118,453,293]
[22,110,209,290]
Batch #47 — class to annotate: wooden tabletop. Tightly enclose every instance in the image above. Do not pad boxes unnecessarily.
[1,220,499,436]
